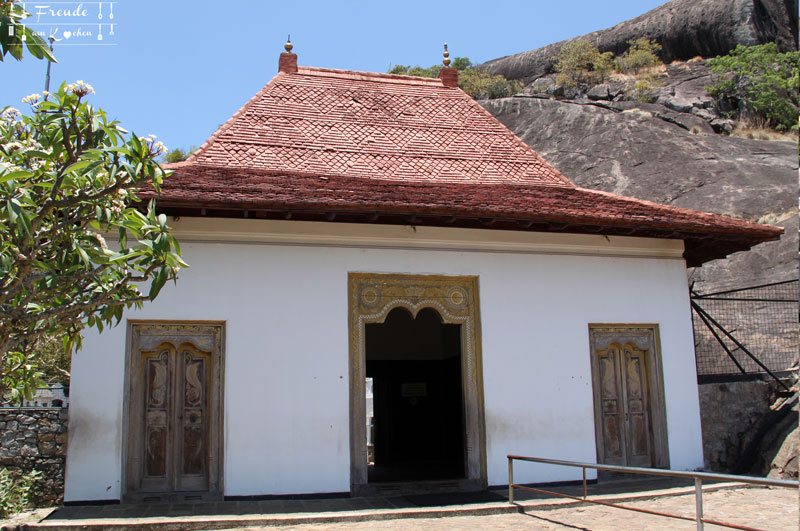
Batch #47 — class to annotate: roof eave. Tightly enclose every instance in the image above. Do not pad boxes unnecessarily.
[147,198,781,266]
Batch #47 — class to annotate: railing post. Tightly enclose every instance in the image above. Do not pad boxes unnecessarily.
[508,457,514,504]
[695,477,703,531]
[582,466,587,499]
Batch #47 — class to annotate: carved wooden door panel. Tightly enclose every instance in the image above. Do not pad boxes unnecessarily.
[595,341,652,467]
[590,326,669,470]
[596,342,626,466]
[125,323,224,502]
[621,343,652,467]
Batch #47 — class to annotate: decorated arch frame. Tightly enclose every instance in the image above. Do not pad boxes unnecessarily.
[347,273,486,494]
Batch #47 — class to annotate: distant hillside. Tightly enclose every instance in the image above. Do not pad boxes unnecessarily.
[479,0,798,84]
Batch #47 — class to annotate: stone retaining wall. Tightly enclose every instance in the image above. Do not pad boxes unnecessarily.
[698,380,777,472]
[0,408,68,506]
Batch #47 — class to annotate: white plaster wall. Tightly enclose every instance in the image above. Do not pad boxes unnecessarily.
[64,222,703,501]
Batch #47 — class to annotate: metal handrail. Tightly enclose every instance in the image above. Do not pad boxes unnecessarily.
[507,455,799,531]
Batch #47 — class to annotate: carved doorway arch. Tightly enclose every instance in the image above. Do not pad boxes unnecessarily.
[348,273,486,495]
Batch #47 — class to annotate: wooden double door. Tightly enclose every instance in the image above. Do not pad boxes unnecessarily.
[589,326,669,470]
[124,323,224,502]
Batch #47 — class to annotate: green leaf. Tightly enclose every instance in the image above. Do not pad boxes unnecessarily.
[0,170,33,184]
[0,16,13,58]
[6,23,24,61]
[76,245,90,266]
[118,226,127,247]
[23,28,45,59]
[171,235,182,255]
[62,160,94,175]
[149,267,168,300]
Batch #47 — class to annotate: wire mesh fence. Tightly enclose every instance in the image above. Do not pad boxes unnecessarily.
[691,279,799,379]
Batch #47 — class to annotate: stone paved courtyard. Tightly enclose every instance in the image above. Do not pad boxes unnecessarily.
[225,487,796,531]
[2,483,796,531]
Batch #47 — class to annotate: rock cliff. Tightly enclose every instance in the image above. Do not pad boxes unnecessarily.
[481,93,797,291]
[480,0,798,85]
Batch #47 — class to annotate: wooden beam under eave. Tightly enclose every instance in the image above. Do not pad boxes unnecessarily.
[684,237,756,267]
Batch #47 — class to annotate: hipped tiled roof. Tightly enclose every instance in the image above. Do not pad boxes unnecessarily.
[186,66,571,187]
[155,62,782,266]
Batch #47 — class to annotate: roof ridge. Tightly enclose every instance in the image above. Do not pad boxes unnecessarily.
[296,66,445,85]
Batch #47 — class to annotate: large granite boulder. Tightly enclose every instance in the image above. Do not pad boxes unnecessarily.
[480,0,799,84]
[480,95,798,290]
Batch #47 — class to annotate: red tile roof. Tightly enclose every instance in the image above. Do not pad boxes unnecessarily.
[158,61,782,266]
[186,67,572,187]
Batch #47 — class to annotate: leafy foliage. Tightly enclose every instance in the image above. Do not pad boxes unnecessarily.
[450,57,473,71]
[0,468,40,517]
[0,1,56,62]
[615,38,662,74]
[163,146,196,164]
[630,78,658,102]
[389,63,442,78]
[552,40,614,86]
[459,69,523,99]
[0,82,186,402]
[388,57,521,99]
[707,43,799,132]
[27,334,69,385]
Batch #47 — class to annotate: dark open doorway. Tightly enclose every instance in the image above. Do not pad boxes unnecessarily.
[365,307,465,483]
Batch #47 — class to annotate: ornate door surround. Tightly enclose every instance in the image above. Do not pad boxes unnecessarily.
[123,322,225,503]
[348,273,486,495]
[588,325,669,470]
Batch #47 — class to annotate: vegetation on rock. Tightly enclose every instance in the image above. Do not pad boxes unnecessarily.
[615,38,663,74]
[480,0,799,85]
[552,40,614,86]
[706,43,799,132]
[389,57,522,99]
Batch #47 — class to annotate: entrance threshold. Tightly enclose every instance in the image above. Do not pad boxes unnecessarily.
[353,477,485,497]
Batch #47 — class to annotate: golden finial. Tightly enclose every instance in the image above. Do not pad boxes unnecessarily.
[443,42,451,67]
[285,34,293,53]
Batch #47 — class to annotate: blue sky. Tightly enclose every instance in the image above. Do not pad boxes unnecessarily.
[2,0,667,152]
